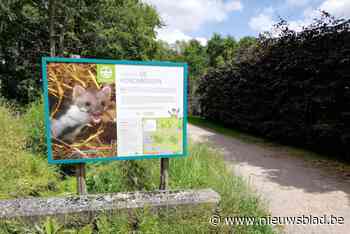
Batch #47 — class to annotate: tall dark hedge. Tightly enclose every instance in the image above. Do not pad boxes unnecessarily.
[197,15,350,160]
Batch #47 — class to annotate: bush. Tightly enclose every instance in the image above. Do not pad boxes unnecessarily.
[197,14,350,160]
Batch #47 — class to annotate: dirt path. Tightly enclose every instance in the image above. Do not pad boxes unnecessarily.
[189,124,350,234]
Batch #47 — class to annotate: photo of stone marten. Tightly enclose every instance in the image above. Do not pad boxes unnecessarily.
[47,63,117,160]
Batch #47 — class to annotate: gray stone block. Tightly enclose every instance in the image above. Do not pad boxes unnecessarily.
[0,189,220,222]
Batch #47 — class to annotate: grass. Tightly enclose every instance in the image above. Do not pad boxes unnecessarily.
[87,143,276,234]
[189,116,350,173]
[0,103,75,199]
[0,102,275,233]
[1,143,275,233]
[189,116,268,144]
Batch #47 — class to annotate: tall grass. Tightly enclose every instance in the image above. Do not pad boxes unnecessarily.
[0,102,74,199]
[0,101,275,233]
[1,143,275,233]
[84,143,275,233]
[22,99,47,155]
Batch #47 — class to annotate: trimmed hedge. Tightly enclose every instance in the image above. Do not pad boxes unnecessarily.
[197,16,350,160]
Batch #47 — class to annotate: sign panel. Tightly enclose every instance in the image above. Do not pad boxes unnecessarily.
[42,57,187,164]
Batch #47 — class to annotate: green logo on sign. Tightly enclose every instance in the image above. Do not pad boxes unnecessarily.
[97,64,115,83]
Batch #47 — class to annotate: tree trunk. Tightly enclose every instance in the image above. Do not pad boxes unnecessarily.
[58,22,65,56]
[49,0,56,56]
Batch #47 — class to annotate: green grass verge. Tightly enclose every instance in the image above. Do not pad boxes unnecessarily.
[0,102,275,233]
[0,103,75,199]
[189,116,268,144]
[1,143,275,233]
[189,116,350,172]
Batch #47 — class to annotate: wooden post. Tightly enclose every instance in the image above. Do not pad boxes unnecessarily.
[159,158,169,190]
[76,163,87,195]
[69,55,86,195]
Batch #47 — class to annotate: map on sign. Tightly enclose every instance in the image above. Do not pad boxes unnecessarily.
[42,57,187,164]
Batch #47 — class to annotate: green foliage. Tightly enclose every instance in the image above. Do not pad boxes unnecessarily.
[86,162,126,193]
[0,217,93,234]
[85,143,274,233]
[207,33,226,67]
[235,36,258,62]
[0,0,161,104]
[114,160,155,191]
[96,213,130,233]
[0,1,278,232]
[87,160,156,193]
[0,103,73,199]
[23,98,46,155]
[189,116,267,144]
[78,0,161,59]
[183,40,208,78]
[155,35,256,115]
[207,33,241,67]
[0,101,273,233]
[197,14,350,161]
[38,218,63,234]
[0,0,49,103]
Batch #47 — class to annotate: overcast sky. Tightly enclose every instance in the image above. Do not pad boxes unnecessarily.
[143,0,350,45]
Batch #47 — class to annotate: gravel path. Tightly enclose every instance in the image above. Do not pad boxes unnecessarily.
[189,124,350,234]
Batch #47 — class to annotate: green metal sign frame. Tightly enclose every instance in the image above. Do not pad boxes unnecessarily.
[42,57,188,164]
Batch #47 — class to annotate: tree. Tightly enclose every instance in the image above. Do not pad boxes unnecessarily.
[77,0,161,60]
[0,0,162,104]
[48,0,56,56]
[206,33,225,67]
[235,36,257,63]
[206,34,243,67]
[0,0,49,103]
[183,40,207,78]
